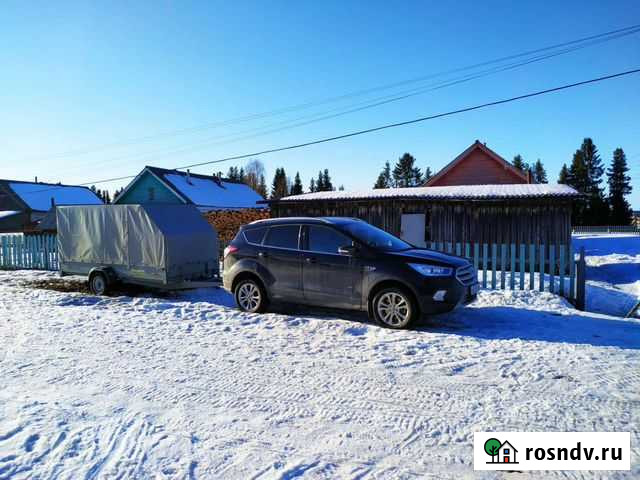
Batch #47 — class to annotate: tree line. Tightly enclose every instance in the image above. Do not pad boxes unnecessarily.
[558,138,633,226]
[225,160,343,200]
[373,153,432,188]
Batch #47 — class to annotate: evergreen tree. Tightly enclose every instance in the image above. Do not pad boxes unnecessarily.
[607,148,633,225]
[567,138,609,225]
[512,154,527,171]
[257,174,268,198]
[424,166,433,181]
[321,169,333,191]
[238,167,245,183]
[270,168,289,200]
[533,159,547,183]
[316,170,324,192]
[309,178,316,193]
[373,161,392,188]
[558,163,570,184]
[338,185,345,191]
[291,172,304,195]
[226,166,239,181]
[392,153,422,187]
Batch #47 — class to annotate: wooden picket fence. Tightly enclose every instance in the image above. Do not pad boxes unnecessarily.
[0,234,587,310]
[427,242,586,310]
[0,234,58,271]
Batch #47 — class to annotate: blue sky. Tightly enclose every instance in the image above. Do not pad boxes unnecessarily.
[3,1,640,207]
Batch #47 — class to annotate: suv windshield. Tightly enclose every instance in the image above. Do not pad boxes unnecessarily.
[341,222,411,252]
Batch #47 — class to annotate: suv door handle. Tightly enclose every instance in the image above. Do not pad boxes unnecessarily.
[258,251,268,258]
[305,257,316,264]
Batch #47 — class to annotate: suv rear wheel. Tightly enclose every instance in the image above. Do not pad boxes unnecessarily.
[234,278,268,313]
[372,287,417,329]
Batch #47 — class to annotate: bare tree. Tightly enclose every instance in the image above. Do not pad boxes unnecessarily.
[245,159,266,194]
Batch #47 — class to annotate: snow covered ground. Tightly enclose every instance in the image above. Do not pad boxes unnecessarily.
[573,233,640,317]
[1,262,639,478]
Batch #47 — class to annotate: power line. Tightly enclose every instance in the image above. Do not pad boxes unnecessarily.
[24,23,640,162]
[6,67,640,199]
[52,26,640,176]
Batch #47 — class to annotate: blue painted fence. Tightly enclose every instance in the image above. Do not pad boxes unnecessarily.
[0,234,58,271]
[0,234,587,310]
[428,242,586,310]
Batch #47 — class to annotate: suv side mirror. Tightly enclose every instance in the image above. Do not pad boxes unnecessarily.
[338,244,357,256]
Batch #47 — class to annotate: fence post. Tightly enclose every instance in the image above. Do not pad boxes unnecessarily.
[549,245,555,294]
[576,247,586,311]
[519,244,525,290]
[539,244,545,292]
[482,244,488,289]
[500,244,507,290]
[1,236,7,268]
[491,244,497,289]
[559,245,565,297]
[509,244,516,290]
[529,244,535,291]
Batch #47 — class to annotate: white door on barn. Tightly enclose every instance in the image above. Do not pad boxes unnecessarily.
[400,213,426,247]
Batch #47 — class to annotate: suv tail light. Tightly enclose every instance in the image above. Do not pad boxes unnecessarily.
[223,245,239,259]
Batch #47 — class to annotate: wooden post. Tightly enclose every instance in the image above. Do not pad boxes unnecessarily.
[482,244,488,289]
[509,244,516,290]
[529,244,535,291]
[569,244,575,301]
[464,242,470,259]
[519,244,525,290]
[559,245,565,297]
[474,243,479,272]
[455,242,461,256]
[539,244,545,292]
[500,244,507,290]
[491,244,497,290]
[549,245,555,294]
[576,246,586,311]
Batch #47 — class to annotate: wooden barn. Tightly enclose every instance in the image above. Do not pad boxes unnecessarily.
[266,142,579,249]
[266,183,579,248]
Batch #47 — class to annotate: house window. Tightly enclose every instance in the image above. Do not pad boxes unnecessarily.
[504,449,509,454]
[148,187,155,201]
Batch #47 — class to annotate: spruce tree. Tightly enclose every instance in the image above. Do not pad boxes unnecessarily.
[558,163,570,184]
[607,148,633,225]
[533,159,547,183]
[392,153,422,188]
[257,174,268,198]
[291,172,304,195]
[270,168,289,200]
[374,161,392,188]
[512,154,527,171]
[238,167,245,183]
[424,166,433,181]
[309,178,316,193]
[316,170,324,192]
[322,169,333,191]
[581,138,609,224]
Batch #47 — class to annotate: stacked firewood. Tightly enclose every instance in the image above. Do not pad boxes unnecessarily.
[204,209,270,247]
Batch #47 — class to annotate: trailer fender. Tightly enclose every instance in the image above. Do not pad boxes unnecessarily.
[88,266,118,286]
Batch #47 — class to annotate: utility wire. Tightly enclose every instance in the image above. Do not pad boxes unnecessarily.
[53,27,640,175]
[5,67,639,199]
[25,23,640,162]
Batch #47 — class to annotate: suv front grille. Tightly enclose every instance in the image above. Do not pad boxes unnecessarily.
[456,264,476,286]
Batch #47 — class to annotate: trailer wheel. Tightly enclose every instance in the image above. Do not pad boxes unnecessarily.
[89,271,110,296]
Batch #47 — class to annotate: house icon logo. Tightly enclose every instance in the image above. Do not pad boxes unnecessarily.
[484,438,519,464]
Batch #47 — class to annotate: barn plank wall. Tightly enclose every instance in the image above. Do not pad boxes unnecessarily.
[271,198,573,248]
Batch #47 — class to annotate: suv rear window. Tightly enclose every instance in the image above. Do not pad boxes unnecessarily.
[264,225,300,249]
[243,227,266,244]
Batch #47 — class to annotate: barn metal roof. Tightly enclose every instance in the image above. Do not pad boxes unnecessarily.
[267,183,580,203]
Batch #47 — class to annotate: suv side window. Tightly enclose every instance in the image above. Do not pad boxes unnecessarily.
[264,225,300,250]
[243,227,267,245]
[307,225,352,254]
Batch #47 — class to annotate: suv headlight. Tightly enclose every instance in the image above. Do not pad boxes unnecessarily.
[408,263,453,276]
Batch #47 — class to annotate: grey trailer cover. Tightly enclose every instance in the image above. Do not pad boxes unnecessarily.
[57,204,218,285]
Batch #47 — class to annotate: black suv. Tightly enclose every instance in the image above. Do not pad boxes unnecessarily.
[223,217,478,329]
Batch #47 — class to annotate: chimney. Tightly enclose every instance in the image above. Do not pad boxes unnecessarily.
[35,176,38,183]
[186,169,193,185]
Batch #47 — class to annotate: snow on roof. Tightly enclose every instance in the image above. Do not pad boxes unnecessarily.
[0,210,20,219]
[276,183,579,202]
[163,174,265,210]
[8,182,103,211]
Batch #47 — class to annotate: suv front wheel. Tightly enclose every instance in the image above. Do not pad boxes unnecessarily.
[234,278,268,313]
[372,287,417,329]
